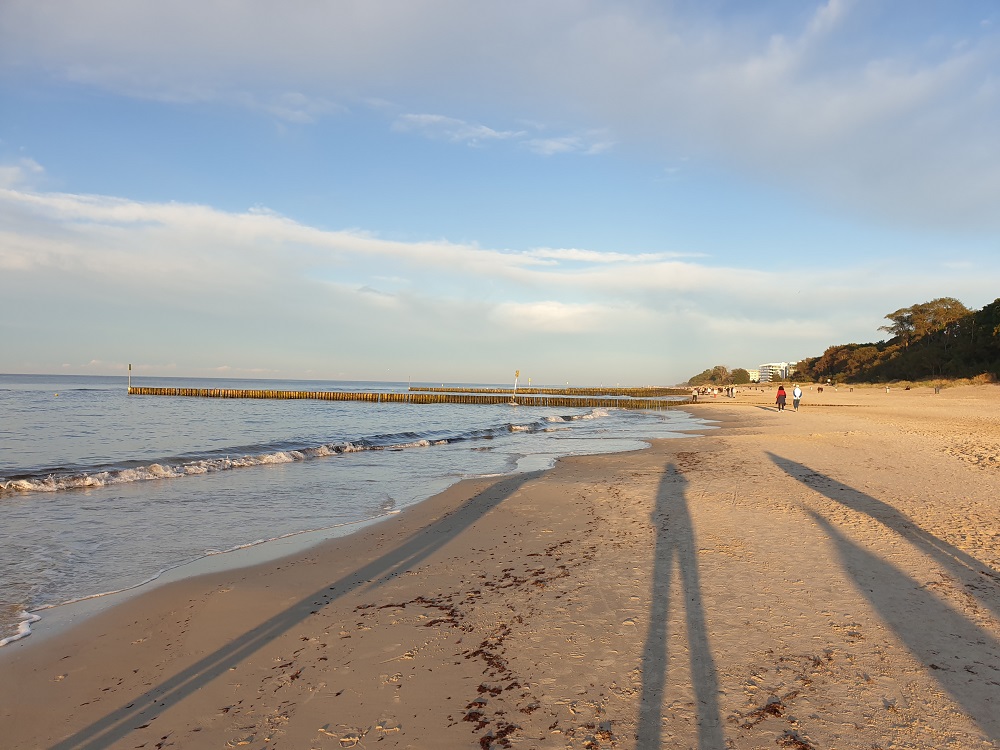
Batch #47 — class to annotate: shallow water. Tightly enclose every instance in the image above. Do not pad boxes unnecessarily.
[0,374,707,644]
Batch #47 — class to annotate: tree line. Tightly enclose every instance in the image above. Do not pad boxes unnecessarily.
[688,297,1000,386]
[688,365,752,386]
[796,297,1000,383]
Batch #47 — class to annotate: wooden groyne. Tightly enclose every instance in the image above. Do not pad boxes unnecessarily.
[409,386,688,397]
[127,387,685,410]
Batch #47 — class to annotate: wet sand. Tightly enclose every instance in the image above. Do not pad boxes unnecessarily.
[2,384,999,749]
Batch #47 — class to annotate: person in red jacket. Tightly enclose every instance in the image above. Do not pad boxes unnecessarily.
[775,384,787,411]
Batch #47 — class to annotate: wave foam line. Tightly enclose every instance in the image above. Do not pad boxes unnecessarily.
[0,612,41,647]
[0,441,423,497]
[0,410,612,499]
[546,407,610,423]
[0,512,400,647]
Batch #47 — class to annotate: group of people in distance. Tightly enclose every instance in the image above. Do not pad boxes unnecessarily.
[774,383,803,412]
[689,383,805,412]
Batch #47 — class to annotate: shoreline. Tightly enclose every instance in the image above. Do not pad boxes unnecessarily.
[2,387,999,748]
[0,512,399,651]
[1,384,705,648]
[0,406,705,651]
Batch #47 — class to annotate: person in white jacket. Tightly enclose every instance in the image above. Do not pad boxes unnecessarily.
[792,384,803,411]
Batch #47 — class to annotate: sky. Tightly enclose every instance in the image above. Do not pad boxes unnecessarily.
[1,1,998,386]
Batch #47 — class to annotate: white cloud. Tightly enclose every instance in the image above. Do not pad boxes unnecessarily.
[391,114,615,157]
[490,301,616,333]
[0,158,45,189]
[803,0,852,40]
[2,186,992,311]
[245,91,343,124]
[392,113,524,145]
[523,132,615,157]
[522,247,682,264]
[7,2,995,228]
[3,184,996,382]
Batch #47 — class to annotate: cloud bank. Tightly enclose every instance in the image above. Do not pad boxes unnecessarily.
[2,185,994,382]
[2,1,998,230]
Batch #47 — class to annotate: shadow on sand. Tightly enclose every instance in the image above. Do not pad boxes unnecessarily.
[767,452,1000,618]
[636,462,724,749]
[49,471,543,750]
[769,452,1000,741]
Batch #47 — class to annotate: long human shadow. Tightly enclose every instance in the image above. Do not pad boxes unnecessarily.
[807,509,1000,740]
[636,463,723,749]
[767,452,1000,621]
[49,471,542,750]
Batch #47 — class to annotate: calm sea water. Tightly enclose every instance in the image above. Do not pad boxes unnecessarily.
[0,374,707,645]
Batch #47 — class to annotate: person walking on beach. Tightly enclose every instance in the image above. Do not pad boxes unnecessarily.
[775,384,787,411]
[792,384,802,411]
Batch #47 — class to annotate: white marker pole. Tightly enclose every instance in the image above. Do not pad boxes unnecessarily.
[513,370,520,396]
[128,363,132,391]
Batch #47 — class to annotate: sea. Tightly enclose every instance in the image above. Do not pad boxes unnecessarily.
[0,373,709,646]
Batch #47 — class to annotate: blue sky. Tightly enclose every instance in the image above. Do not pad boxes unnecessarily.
[1,1,998,385]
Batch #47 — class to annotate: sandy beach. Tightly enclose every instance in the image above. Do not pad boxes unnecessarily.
[2,384,999,749]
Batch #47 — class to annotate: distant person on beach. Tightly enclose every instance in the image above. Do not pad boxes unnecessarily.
[792,384,802,411]
[775,384,787,411]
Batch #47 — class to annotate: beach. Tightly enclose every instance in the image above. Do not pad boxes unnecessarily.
[0,374,699,646]
[2,384,999,749]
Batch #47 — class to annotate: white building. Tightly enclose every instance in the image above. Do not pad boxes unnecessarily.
[758,362,797,382]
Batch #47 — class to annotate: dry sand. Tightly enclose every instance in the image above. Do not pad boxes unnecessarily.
[2,384,999,749]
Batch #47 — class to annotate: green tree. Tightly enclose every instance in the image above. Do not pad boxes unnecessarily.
[687,368,714,386]
[687,365,732,386]
[913,297,969,340]
[879,308,916,348]
[793,357,820,382]
[710,365,731,384]
[798,297,998,382]
[879,298,970,349]
[731,368,751,384]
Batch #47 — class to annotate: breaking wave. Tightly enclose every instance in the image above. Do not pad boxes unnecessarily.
[0,409,611,498]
